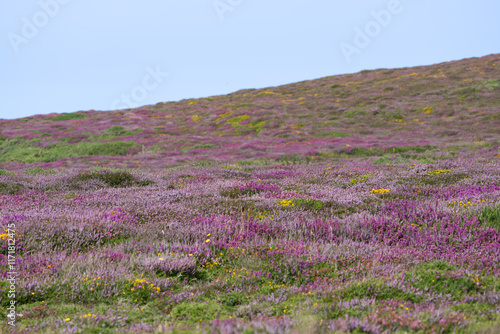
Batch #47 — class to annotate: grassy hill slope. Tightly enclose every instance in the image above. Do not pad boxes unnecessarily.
[1,54,499,170]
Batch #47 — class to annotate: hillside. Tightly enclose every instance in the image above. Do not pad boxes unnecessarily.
[2,54,500,333]
[1,54,499,170]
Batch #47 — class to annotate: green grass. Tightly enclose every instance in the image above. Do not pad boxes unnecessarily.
[43,112,88,121]
[0,139,138,163]
[343,145,436,158]
[24,167,56,174]
[374,155,434,165]
[373,156,393,164]
[89,126,143,141]
[276,154,316,165]
[191,160,215,166]
[408,261,482,300]
[332,280,422,303]
[318,304,364,320]
[481,78,500,90]
[480,205,500,230]
[290,198,325,211]
[450,80,499,98]
[451,302,499,321]
[171,301,223,322]
[182,144,218,152]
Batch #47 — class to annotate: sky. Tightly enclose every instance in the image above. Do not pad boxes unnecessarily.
[0,0,498,120]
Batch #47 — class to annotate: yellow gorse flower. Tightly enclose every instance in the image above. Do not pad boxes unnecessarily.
[0,230,10,240]
[370,188,390,194]
[427,169,451,175]
[279,200,294,207]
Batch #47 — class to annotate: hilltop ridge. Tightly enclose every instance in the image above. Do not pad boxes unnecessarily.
[0,54,499,170]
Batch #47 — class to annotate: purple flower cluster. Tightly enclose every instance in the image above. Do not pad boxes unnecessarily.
[0,156,499,333]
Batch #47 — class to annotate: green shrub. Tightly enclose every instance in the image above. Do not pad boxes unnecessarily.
[105,126,127,136]
[44,112,87,121]
[220,291,248,308]
[0,169,14,175]
[0,182,25,195]
[69,170,149,188]
[135,179,156,187]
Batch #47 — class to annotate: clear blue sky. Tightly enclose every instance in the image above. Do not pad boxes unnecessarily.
[1,0,498,119]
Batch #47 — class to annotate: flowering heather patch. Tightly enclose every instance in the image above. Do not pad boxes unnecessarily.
[0,156,498,333]
[221,181,282,198]
[1,55,500,332]
[140,254,197,277]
